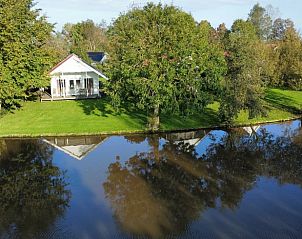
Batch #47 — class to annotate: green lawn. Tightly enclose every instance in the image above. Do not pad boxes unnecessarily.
[0,99,148,136]
[0,88,301,137]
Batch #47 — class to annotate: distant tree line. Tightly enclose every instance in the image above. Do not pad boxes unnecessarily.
[0,1,301,129]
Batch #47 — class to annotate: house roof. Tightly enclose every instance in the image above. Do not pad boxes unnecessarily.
[49,54,74,73]
[50,54,108,80]
[164,130,209,147]
[242,126,261,135]
[87,52,106,62]
[42,136,108,160]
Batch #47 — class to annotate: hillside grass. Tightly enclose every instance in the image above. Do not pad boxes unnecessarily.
[0,88,301,137]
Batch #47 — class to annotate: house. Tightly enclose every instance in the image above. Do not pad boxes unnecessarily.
[42,136,107,160]
[42,54,107,101]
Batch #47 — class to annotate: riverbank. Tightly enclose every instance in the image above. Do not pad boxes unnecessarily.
[0,88,301,137]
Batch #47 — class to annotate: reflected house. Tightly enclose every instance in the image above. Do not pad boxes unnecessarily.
[242,126,261,135]
[42,136,107,160]
[163,130,209,148]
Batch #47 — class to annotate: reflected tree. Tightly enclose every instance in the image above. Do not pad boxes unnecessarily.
[104,125,302,238]
[206,127,302,186]
[0,139,71,238]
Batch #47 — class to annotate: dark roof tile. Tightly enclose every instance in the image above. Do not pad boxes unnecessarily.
[87,52,105,62]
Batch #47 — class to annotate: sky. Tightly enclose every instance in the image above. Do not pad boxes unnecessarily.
[36,0,301,32]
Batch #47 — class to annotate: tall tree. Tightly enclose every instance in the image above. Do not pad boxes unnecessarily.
[247,3,272,41]
[62,19,108,62]
[260,42,280,87]
[216,23,228,44]
[278,27,302,90]
[220,20,267,122]
[45,32,69,65]
[271,18,294,41]
[106,3,226,130]
[0,0,53,111]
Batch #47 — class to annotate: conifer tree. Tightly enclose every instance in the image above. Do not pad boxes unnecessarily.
[0,0,53,110]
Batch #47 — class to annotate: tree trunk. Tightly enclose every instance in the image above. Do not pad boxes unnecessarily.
[149,105,160,131]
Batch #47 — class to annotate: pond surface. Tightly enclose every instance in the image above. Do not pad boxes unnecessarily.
[1,120,302,239]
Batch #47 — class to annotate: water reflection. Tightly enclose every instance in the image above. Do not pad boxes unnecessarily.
[43,136,107,160]
[0,121,301,239]
[0,139,71,238]
[104,123,302,238]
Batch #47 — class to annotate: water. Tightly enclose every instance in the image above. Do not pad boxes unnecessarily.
[0,120,302,239]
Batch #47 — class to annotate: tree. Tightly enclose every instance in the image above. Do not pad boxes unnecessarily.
[0,0,53,110]
[44,32,69,66]
[220,20,267,122]
[247,3,272,41]
[278,27,302,90]
[216,23,228,45]
[62,19,108,62]
[271,18,294,41]
[106,3,226,130]
[259,42,280,87]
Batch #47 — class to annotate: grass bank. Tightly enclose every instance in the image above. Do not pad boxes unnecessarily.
[0,88,301,137]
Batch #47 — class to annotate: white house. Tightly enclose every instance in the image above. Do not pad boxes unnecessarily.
[43,54,107,101]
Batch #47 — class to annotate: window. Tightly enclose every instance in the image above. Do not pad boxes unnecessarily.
[70,80,74,89]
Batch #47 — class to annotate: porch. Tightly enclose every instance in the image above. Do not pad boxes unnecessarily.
[41,92,100,102]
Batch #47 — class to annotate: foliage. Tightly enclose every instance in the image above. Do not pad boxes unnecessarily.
[246,3,301,91]
[106,3,226,130]
[219,20,267,122]
[44,32,70,65]
[62,19,108,62]
[0,89,300,136]
[277,27,302,90]
[0,1,301,126]
[215,23,229,46]
[247,3,272,41]
[271,18,294,41]
[0,0,53,110]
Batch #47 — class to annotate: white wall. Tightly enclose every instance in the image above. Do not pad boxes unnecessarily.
[50,72,100,97]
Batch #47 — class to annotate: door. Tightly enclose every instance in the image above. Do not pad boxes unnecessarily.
[84,78,94,96]
[57,79,66,97]
[76,80,81,95]
[88,78,93,95]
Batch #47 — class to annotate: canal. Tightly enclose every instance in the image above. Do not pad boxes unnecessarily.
[0,120,302,238]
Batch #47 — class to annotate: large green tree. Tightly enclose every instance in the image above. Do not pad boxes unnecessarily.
[220,20,267,122]
[0,0,53,110]
[106,3,226,130]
